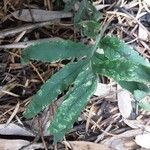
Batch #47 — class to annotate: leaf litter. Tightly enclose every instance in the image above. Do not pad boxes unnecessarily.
[0,0,150,149]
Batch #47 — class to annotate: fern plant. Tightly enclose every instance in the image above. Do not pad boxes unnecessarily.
[21,0,150,143]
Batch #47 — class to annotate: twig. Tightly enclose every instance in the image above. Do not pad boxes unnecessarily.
[30,62,45,83]
[0,20,59,38]
[95,124,113,143]
[111,7,150,36]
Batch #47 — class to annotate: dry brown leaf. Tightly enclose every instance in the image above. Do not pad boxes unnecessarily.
[94,83,113,97]
[123,119,150,132]
[138,26,148,41]
[102,129,144,150]
[135,133,150,149]
[0,123,35,136]
[104,138,137,150]
[95,4,110,10]
[118,90,133,119]
[0,139,29,150]
[69,141,112,150]
[144,0,150,6]
[12,9,72,22]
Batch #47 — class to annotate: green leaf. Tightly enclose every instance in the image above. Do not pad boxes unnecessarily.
[92,53,150,101]
[99,36,150,67]
[139,99,150,111]
[118,81,150,94]
[92,52,150,101]
[134,90,150,101]
[92,52,108,64]
[92,59,150,83]
[24,59,88,119]
[21,39,92,64]
[48,63,98,143]
[74,0,101,24]
[118,81,150,101]
[64,0,78,11]
[79,20,100,38]
[74,0,87,23]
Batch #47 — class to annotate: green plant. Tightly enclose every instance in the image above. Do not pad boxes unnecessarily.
[64,0,101,24]
[21,36,150,143]
[21,0,150,143]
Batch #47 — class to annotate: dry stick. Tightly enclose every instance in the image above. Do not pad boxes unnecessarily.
[113,7,150,36]
[38,118,48,150]
[95,124,113,143]
[0,20,59,38]
[30,62,45,83]
[0,37,62,49]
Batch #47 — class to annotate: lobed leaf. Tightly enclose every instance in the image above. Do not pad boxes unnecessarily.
[99,36,150,67]
[92,59,150,83]
[21,39,92,64]
[92,53,150,101]
[24,60,88,119]
[48,63,98,143]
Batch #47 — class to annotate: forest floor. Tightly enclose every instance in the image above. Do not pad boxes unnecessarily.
[0,0,150,150]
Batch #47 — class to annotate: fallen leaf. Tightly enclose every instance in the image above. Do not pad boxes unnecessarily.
[135,133,150,149]
[95,4,110,10]
[0,139,29,150]
[144,0,150,6]
[0,123,35,136]
[103,138,137,150]
[12,9,72,22]
[69,141,112,150]
[102,129,143,150]
[123,119,143,129]
[94,83,113,97]
[118,90,133,119]
[138,26,148,41]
